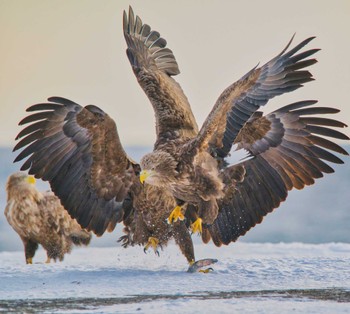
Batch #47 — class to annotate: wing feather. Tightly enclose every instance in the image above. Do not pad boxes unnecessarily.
[14,97,139,236]
[123,6,198,141]
[208,100,348,245]
[192,36,318,157]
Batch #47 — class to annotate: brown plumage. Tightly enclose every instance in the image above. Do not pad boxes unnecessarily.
[13,7,348,268]
[4,172,92,264]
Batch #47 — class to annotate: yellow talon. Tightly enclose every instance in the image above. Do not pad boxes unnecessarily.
[191,218,202,234]
[166,206,185,224]
[144,237,159,255]
[199,268,214,273]
[26,257,33,264]
[45,257,51,264]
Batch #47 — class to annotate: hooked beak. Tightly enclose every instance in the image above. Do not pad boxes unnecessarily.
[139,169,157,184]
[26,175,36,185]
[139,170,149,184]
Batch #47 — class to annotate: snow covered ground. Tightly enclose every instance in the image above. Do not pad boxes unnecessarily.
[0,242,349,313]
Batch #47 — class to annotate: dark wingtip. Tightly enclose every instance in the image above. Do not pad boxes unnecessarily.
[47,96,78,106]
[123,9,128,33]
[85,104,106,116]
[278,33,296,56]
[13,140,24,152]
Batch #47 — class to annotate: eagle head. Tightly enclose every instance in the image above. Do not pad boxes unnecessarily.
[6,172,39,202]
[139,151,178,187]
[7,172,36,189]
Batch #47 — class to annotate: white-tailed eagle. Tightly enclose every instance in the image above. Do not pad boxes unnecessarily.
[13,7,348,271]
[5,172,92,264]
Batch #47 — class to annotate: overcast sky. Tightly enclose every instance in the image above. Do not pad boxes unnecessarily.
[1,0,349,150]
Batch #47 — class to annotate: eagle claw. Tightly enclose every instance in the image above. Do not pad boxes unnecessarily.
[199,267,214,273]
[118,235,131,248]
[166,205,185,224]
[191,218,203,234]
[143,237,160,256]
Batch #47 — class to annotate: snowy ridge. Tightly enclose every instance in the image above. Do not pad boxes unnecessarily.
[0,242,349,313]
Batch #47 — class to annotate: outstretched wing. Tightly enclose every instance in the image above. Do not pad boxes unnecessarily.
[123,6,198,142]
[205,100,349,246]
[192,36,318,157]
[14,97,140,236]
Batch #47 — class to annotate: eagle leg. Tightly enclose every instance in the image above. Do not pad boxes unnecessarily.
[22,237,38,265]
[173,221,195,263]
[45,257,51,264]
[191,218,203,234]
[166,205,185,224]
[143,236,160,255]
[187,258,218,273]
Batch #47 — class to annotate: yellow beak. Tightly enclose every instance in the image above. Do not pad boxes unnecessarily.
[26,175,36,185]
[139,170,149,184]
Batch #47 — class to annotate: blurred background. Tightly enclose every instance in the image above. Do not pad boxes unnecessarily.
[0,0,349,251]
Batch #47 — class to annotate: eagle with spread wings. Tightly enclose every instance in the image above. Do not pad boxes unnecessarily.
[14,7,348,271]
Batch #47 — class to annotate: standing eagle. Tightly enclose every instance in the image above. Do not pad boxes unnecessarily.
[5,172,92,264]
[14,7,348,271]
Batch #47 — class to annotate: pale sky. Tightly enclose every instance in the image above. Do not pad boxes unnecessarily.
[1,0,349,150]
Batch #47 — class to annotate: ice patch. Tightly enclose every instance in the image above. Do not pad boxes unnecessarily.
[0,242,349,313]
